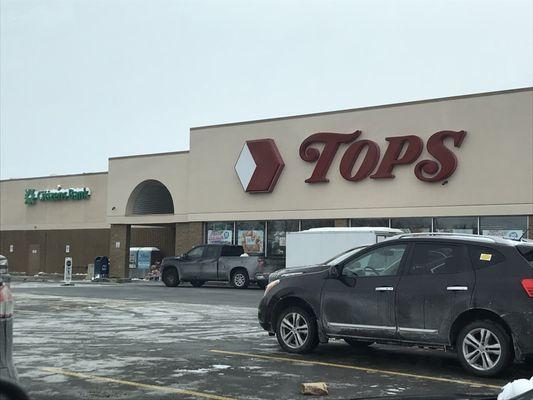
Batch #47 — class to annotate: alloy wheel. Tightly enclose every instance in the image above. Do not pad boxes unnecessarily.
[280,312,309,349]
[462,327,502,371]
[234,273,246,287]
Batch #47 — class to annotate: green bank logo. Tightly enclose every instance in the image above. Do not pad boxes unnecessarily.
[24,187,91,205]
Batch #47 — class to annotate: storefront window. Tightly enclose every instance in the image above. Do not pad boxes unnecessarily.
[267,220,299,258]
[206,221,234,244]
[434,217,478,234]
[391,217,431,233]
[236,221,265,254]
[480,216,528,239]
[300,219,335,230]
[350,218,390,228]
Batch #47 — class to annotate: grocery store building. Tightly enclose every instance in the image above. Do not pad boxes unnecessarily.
[1,87,532,277]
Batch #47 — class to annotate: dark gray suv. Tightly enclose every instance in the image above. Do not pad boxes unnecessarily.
[258,233,533,377]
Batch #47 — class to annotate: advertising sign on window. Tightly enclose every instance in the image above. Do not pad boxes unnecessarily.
[208,230,233,244]
[269,231,287,256]
[483,229,523,240]
[238,230,264,254]
[436,229,474,234]
[137,249,151,270]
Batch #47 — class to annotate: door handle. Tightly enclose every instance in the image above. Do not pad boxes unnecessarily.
[446,286,468,291]
[375,286,394,291]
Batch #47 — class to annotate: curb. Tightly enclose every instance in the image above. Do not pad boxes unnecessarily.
[10,276,135,284]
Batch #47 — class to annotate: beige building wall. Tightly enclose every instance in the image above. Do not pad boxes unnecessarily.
[106,151,190,225]
[187,89,533,221]
[1,88,531,273]
[0,173,110,273]
[0,172,108,230]
[1,88,531,229]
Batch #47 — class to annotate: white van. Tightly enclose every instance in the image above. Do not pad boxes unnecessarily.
[285,227,403,268]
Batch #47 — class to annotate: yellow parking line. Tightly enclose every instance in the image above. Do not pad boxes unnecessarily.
[210,350,502,390]
[41,367,236,400]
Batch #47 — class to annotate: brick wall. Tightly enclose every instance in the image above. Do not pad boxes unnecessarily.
[0,229,110,274]
[109,225,130,278]
[175,222,204,255]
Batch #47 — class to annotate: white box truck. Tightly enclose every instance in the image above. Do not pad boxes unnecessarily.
[285,227,403,268]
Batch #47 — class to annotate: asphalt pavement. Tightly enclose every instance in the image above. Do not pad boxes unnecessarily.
[8,281,533,400]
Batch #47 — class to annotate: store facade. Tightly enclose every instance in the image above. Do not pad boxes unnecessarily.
[1,88,532,276]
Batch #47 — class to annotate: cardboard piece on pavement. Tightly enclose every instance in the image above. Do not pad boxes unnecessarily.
[300,382,329,396]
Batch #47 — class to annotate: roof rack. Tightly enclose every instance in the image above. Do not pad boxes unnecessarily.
[394,232,497,243]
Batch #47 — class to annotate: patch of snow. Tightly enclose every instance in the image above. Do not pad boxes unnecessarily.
[212,364,231,370]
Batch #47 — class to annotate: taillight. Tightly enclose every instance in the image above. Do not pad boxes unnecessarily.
[0,283,13,318]
[522,279,533,298]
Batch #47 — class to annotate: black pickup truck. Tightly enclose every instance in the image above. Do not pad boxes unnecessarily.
[160,244,274,289]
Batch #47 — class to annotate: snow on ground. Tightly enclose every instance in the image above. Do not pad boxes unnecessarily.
[13,292,264,380]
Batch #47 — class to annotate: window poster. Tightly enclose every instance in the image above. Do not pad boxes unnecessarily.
[482,229,523,239]
[238,230,264,254]
[208,229,233,244]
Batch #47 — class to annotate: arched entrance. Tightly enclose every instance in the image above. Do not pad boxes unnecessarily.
[126,180,174,215]
[124,180,176,279]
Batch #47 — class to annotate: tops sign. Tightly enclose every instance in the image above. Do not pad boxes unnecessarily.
[299,130,467,183]
[24,187,91,205]
[235,130,467,193]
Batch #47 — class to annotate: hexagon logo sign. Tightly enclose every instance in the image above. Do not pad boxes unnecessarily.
[235,139,285,193]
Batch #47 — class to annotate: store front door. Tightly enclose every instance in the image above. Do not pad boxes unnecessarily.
[28,244,40,275]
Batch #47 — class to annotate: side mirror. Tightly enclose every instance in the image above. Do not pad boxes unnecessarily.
[328,265,340,279]
[343,276,357,287]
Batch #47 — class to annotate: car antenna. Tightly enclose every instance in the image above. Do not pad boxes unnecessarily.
[518,229,530,241]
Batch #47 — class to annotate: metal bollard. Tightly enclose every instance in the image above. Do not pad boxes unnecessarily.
[0,283,17,380]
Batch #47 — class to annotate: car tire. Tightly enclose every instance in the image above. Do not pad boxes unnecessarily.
[231,270,249,289]
[344,338,373,348]
[456,320,512,377]
[190,280,205,287]
[275,306,319,354]
[162,266,180,287]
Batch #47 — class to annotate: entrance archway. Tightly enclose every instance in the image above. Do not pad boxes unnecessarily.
[124,180,176,279]
[126,180,174,215]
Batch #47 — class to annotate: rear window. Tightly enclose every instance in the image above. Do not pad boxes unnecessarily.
[468,246,505,269]
[221,246,244,257]
[517,244,533,266]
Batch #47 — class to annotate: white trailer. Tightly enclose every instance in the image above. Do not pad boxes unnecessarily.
[285,227,403,268]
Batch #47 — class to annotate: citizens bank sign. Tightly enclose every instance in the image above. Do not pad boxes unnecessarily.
[235,131,466,193]
[24,186,91,205]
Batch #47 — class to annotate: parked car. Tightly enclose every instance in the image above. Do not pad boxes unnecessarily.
[161,244,273,289]
[258,233,533,377]
[0,255,9,284]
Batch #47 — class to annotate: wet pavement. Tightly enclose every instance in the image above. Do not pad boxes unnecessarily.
[9,281,533,399]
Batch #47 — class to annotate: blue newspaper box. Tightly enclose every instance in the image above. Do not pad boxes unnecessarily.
[100,257,109,278]
[94,257,102,277]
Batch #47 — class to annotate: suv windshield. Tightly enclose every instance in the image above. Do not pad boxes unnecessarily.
[325,246,367,266]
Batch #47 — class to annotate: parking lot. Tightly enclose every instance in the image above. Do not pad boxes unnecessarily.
[10,281,533,399]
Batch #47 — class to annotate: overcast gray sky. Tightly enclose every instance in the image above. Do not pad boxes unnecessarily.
[1,0,532,180]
